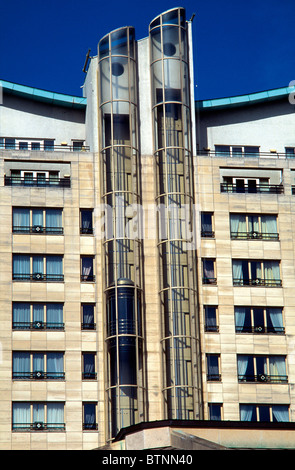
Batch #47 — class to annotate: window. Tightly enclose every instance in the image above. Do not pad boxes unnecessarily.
[204,306,218,332]
[81,304,95,330]
[237,355,287,383]
[206,354,221,381]
[12,208,63,234]
[73,141,84,151]
[201,212,214,238]
[12,303,64,330]
[83,403,98,430]
[12,255,64,281]
[80,209,93,234]
[208,403,222,420]
[0,137,15,149]
[215,145,259,158]
[232,259,281,287]
[202,259,217,284]
[235,306,284,334]
[12,402,65,431]
[82,353,97,380]
[230,214,278,240]
[81,256,95,281]
[285,147,295,158]
[221,176,283,194]
[240,404,289,422]
[12,352,65,380]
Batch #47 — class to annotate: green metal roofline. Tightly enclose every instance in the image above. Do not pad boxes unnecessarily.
[196,85,295,110]
[0,79,87,109]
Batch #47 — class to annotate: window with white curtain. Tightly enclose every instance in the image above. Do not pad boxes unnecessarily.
[232,259,281,286]
[12,352,65,380]
[235,306,284,334]
[81,256,95,281]
[82,304,96,330]
[202,259,217,284]
[240,404,289,422]
[12,302,64,330]
[12,207,63,234]
[80,209,94,234]
[12,402,65,431]
[12,255,64,281]
[206,354,221,381]
[83,403,98,430]
[237,355,287,383]
[204,306,218,332]
[230,214,278,240]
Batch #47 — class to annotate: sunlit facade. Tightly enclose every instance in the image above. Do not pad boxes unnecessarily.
[1,6,295,450]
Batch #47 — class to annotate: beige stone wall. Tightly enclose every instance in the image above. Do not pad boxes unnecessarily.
[194,155,295,422]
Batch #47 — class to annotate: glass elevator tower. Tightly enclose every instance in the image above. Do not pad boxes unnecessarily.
[149,7,203,420]
[98,27,145,439]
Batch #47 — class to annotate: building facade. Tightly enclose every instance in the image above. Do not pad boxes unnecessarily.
[1,6,295,450]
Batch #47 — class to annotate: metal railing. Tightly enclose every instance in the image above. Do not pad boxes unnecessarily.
[81,274,95,282]
[12,371,65,380]
[233,278,282,287]
[13,225,64,234]
[238,374,288,384]
[198,150,295,159]
[13,273,64,282]
[82,372,97,380]
[201,231,215,238]
[12,321,65,330]
[1,143,89,152]
[207,373,222,381]
[231,231,279,240]
[83,423,98,430]
[12,422,65,431]
[202,277,217,285]
[221,183,284,194]
[5,176,71,187]
[235,325,285,334]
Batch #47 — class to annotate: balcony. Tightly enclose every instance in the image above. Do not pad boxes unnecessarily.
[5,175,71,188]
[12,422,65,431]
[221,183,284,194]
[12,371,65,380]
[13,225,63,235]
[231,231,279,241]
[233,278,282,287]
[12,321,64,330]
[238,374,288,384]
[13,273,64,282]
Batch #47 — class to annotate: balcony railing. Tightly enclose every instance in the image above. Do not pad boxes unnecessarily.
[13,226,63,234]
[198,150,295,159]
[221,183,284,194]
[83,423,98,430]
[207,373,222,381]
[231,231,279,240]
[235,325,285,334]
[233,278,282,287]
[81,274,95,282]
[13,273,64,282]
[202,277,217,285]
[12,321,65,330]
[12,422,65,431]
[238,374,288,384]
[5,176,71,187]
[12,371,65,380]
[201,230,215,238]
[82,372,97,380]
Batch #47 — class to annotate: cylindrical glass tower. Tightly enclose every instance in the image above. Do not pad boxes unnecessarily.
[98,27,145,439]
[149,8,203,420]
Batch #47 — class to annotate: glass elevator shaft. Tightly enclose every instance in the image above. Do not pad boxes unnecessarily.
[149,7,202,420]
[98,27,144,439]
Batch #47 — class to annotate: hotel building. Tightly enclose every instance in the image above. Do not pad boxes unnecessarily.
[1,6,295,450]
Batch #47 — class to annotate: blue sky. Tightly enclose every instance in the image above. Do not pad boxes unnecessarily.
[0,0,294,100]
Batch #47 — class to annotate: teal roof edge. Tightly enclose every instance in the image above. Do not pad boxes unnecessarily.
[196,85,295,110]
[0,79,87,109]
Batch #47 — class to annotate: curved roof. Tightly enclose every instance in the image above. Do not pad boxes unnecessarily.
[196,85,295,110]
[0,79,87,109]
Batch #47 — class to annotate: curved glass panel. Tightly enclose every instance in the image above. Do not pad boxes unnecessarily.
[98,26,144,439]
[149,7,202,420]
